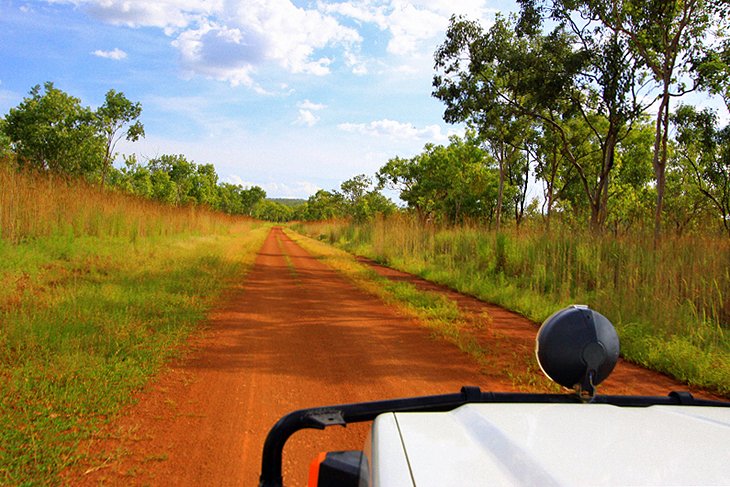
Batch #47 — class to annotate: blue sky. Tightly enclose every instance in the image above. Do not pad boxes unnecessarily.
[0,0,517,198]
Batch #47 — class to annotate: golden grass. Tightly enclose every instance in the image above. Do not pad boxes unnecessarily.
[0,159,239,243]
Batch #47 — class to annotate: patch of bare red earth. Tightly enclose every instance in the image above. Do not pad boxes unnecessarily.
[65,227,720,486]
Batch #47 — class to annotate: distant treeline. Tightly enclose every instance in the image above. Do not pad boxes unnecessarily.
[4,0,730,241]
[0,82,400,223]
[0,82,277,217]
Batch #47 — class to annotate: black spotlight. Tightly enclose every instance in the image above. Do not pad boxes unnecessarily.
[536,305,620,396]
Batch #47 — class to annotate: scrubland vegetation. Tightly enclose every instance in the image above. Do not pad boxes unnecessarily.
[294,216,730,396]
[0,159,267,484]
[1,1,729,483]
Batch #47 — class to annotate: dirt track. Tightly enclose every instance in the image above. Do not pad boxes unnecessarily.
[66,227,713,486]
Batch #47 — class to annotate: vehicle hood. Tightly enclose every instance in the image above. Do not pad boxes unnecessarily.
[389,403,730,486]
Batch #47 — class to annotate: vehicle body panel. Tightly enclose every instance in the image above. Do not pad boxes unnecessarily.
[370,403,730,486]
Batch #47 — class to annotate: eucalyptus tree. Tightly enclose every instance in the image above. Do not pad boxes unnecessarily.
[672,105,730,236]
[300,190,345,221]
[548,0,728,241]
[433,17,535,230]
[532,119,582,228]
[95,89,144,188]
[377,134,497,225]
[697,37,730,111]
[338,174,396,222]
[2,82,104,176]
[240,185,267,216]
[434,11,643,231]
[0,126,12,160]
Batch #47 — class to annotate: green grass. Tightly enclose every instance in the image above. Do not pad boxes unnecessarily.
[0,223,269,485]
[291,217,730,397]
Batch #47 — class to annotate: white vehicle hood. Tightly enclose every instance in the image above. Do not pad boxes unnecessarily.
[378,403,730,486]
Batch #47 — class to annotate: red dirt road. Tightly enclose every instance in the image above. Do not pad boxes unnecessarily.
[67,227,715,486]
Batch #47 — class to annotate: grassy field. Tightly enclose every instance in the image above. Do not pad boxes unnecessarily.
[292,216,730,397]
[0,162,269,485]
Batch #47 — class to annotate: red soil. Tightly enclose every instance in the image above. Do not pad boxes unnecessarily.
[64,227,719,486]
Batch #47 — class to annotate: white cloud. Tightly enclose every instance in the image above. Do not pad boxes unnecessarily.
[172,21,261,88]
[295,99,326,126]
[92,47,127,60]
[384,2,444,56]
[224,176,321,198]
[224,0,361,76]
[299,100,326,111]
[297,110,319,127]
[47,0,503,87]
[57,0,217,31]
[338,119,446,141]
[56,0,362,84]
[321,0,500,57]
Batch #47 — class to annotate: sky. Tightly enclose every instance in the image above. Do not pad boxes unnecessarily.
[0,0,518,199]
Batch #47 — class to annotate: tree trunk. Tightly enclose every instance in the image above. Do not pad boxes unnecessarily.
[597,127,618,230]
[653,87,671,247]
[495,146,505,232]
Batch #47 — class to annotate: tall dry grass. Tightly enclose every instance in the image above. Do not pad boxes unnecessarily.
[0,158,237,243]
[294,214,730,395]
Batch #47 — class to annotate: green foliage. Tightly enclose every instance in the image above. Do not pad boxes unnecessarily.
[253,200,294,222]
[377,134,497,224]
[434,9,648,231]
[95,89,144,187]
[671,104,730,236]
[0,126,12,160]
[296,190,344,221]
[2,82,105,176]
[109,153,269,217]
[568,0,726,239]
[339,174,397,222]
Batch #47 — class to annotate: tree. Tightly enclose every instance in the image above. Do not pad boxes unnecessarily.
[2,82,104,176]
[572,0,725,241]
[217,183,245,214]
[148,154,196,205]
[533,119,581,228]
[672,104,730,236]
[240,186,267,216]
[300,190,345,221]
[95,89,144,188]
[339,174,397,222]
[253,200,293,222]
[696,37,730,111]
[377,135,497,225]
[191,163,220,208]
[434,13,642,231]
[0,123,13,161]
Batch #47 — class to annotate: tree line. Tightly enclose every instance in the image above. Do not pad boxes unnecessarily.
[3,0,729,236]
[0,82,399,223]
[0,82,271,217]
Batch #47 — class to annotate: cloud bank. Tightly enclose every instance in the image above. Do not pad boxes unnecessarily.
[338,119,447,141]
[47,0,498,87]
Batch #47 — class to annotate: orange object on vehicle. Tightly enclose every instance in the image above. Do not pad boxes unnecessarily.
[307,452,327,487]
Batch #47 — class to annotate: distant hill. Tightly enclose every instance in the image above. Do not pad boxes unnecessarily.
[267,198,306,208]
